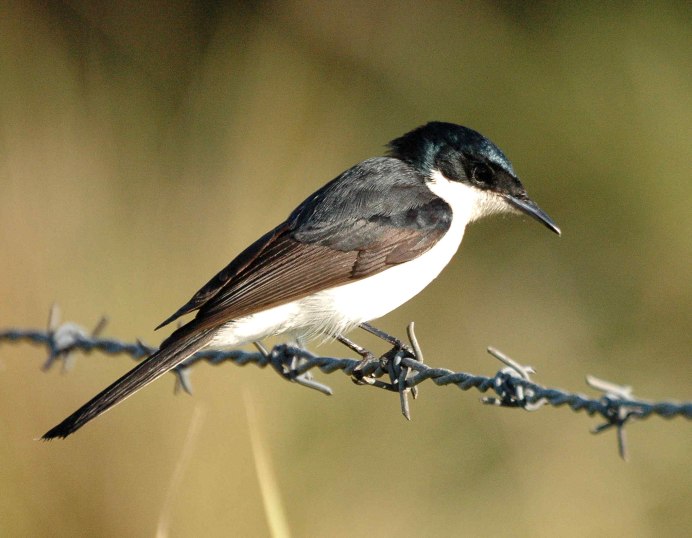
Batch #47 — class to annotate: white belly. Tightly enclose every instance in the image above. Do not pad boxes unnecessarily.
[211,221,463,347]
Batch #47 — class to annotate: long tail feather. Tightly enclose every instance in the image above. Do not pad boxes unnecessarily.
[42,327,216,439]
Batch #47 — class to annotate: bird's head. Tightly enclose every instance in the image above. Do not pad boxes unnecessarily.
[388,122,560,235]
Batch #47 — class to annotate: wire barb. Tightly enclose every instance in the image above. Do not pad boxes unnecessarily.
[2,307,691,459]
[481,347,545,411]
[585,375,645,461]
[42,304,111,373]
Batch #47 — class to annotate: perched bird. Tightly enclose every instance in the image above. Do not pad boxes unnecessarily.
[43,121,560,439]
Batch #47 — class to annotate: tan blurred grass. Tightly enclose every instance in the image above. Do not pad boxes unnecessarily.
[0,1,690,537]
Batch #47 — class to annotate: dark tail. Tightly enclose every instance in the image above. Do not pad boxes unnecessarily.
[42,327,216,440]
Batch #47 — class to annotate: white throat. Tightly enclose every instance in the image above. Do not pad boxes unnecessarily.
[426,169,510,225]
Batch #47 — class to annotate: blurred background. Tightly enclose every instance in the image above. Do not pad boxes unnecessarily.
[1,1,690,536]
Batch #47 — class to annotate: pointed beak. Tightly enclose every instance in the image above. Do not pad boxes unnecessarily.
[504,194,561,235]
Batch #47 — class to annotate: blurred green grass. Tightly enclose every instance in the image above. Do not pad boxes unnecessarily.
[1,1,690,537]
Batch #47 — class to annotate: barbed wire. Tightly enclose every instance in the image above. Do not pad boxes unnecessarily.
[1,305,690,460]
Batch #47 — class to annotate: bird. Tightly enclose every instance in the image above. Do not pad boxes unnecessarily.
[42,121,560,439]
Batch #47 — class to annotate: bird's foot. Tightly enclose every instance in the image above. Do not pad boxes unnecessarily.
[335,334,379,383]
[338,323,425,419]
[336,322,423,391]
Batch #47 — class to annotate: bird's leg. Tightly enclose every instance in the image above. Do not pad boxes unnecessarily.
[335,334,378,382]
[335,334,375,361]
[359,322,413,354]
[337,324,419,386]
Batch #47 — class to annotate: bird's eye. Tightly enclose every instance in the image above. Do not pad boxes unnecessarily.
[471,163,494,185]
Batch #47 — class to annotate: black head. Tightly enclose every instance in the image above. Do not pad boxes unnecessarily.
[388,122,560,235]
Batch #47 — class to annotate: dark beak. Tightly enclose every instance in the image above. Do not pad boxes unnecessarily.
[505,194,561,235]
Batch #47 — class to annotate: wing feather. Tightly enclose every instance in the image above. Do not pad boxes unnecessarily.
[157,157,452,336]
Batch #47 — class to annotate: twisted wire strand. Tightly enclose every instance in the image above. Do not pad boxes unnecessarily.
[1,308,689,459]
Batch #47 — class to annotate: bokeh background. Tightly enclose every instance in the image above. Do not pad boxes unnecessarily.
[1,1,690,536]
